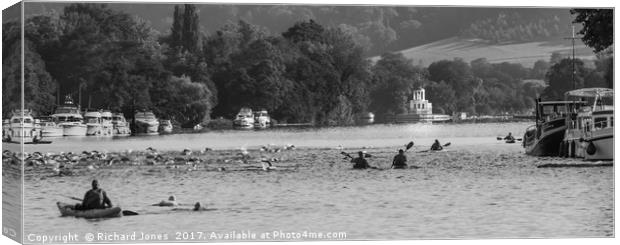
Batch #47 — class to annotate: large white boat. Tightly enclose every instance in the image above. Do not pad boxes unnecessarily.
[100,110,114,136]
[561,88,613,161]
[159,119,173,134]
[38,116,64,137]
[51,96,87,136]
[84,110,103,136]
[233,107,255,129]
[111,113,131,136]
[253,110,271,129]
[134,111,159,135]
[2,109,43,143]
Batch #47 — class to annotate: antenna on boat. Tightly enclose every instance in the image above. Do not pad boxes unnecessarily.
[564,25,581,90]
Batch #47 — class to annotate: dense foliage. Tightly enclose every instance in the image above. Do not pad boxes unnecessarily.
[2,4,613,124]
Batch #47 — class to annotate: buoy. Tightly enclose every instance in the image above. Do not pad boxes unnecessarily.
[586,142,596,155]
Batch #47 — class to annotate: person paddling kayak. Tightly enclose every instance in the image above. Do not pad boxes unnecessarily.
[75,180,112,210]
[391,149,408,169]
[351,151,371,169]
[430,139,443,151]
[504,132,515,141]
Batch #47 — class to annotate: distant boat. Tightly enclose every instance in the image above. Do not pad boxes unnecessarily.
[561,88,613,161]
[253,110,271,129]
[2,109,43,143]
[38,116,64,137]
[159,120,173,134]
[84,110,104,136]
[51,96,87,136]
[233,107,255,129]
[111,113,131,136]
[134,111,159,135]
[100,110,114,136]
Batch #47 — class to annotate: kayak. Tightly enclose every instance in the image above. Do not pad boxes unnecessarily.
[505,140,516,144]
[57,202,122,218]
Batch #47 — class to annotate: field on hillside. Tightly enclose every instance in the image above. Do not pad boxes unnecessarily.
[379,37,596,68]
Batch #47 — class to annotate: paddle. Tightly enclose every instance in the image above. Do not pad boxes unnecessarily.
[391,141,415,169]
[65,196,138,216]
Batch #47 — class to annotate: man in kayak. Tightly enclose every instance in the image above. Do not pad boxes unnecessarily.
[504,133,515,141]
[351,151,371,169]
[430,139,443,151]
[75,180,112,210]
[391,149,408,169]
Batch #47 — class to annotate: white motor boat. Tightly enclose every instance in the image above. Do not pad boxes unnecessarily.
[52,96,87,136]
[2,109,43,143]
[233,107,255,129]
[112,113,131,136]
[84,110,103,136]
[253,110,271,129]
[134,111,159,135]
[159,120,173,134]
[562,88,613,161]
[38,116,64,137]
[100,110,114,136]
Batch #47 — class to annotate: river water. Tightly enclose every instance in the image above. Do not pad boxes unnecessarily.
[2,122,614,242]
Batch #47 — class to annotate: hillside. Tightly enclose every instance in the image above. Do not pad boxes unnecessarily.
[20,3,576,57]
[378,37,596,68]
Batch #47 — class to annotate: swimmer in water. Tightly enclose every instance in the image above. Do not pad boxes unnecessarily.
[153,195,178,207]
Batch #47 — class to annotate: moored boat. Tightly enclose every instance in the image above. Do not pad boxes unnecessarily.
[2,109,43,143]
[134,111,159,135]
[84,110,104,136]
[522,99,581,156]
[111,113,131,136]
[159,119,173,134]
[233,107,255,129]
[100,110,114,136]
[56,202,122,219]
[39,117,64,137]
[253,110,271,129]
[52,96,87,136]
[561,88,613,161]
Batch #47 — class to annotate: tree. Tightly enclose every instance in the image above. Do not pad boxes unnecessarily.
[370,53,426,118]
[542,58,588,99]
[571,9,613,53]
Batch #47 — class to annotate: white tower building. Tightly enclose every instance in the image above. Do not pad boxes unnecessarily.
[408,88,432,115]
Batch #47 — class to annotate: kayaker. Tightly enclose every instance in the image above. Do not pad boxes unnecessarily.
[75,180,112,210]
[430,139,443,151]
[391,149,408,169]
[351,151,371,169]
[504,133,515,141]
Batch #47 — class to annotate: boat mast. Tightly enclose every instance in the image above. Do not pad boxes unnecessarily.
[564,25,580,90]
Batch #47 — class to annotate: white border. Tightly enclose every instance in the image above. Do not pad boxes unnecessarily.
[1,1,617,245]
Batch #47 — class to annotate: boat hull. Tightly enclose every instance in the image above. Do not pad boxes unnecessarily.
[42,127,64,137]
[584,129,613,161]
[524,124,566,156]
[134,121,159,134]
[56,202,122,219]
[62,125,87,136]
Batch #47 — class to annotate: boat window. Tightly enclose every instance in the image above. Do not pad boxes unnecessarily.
[611,117,614,128]
[12,119,20,123]
[594,117,607,129]
[24,118,32,123]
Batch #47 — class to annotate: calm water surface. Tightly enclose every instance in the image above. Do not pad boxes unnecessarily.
[3,123,614,241]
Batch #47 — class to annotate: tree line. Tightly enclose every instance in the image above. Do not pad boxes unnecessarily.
[1,4,613,126]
